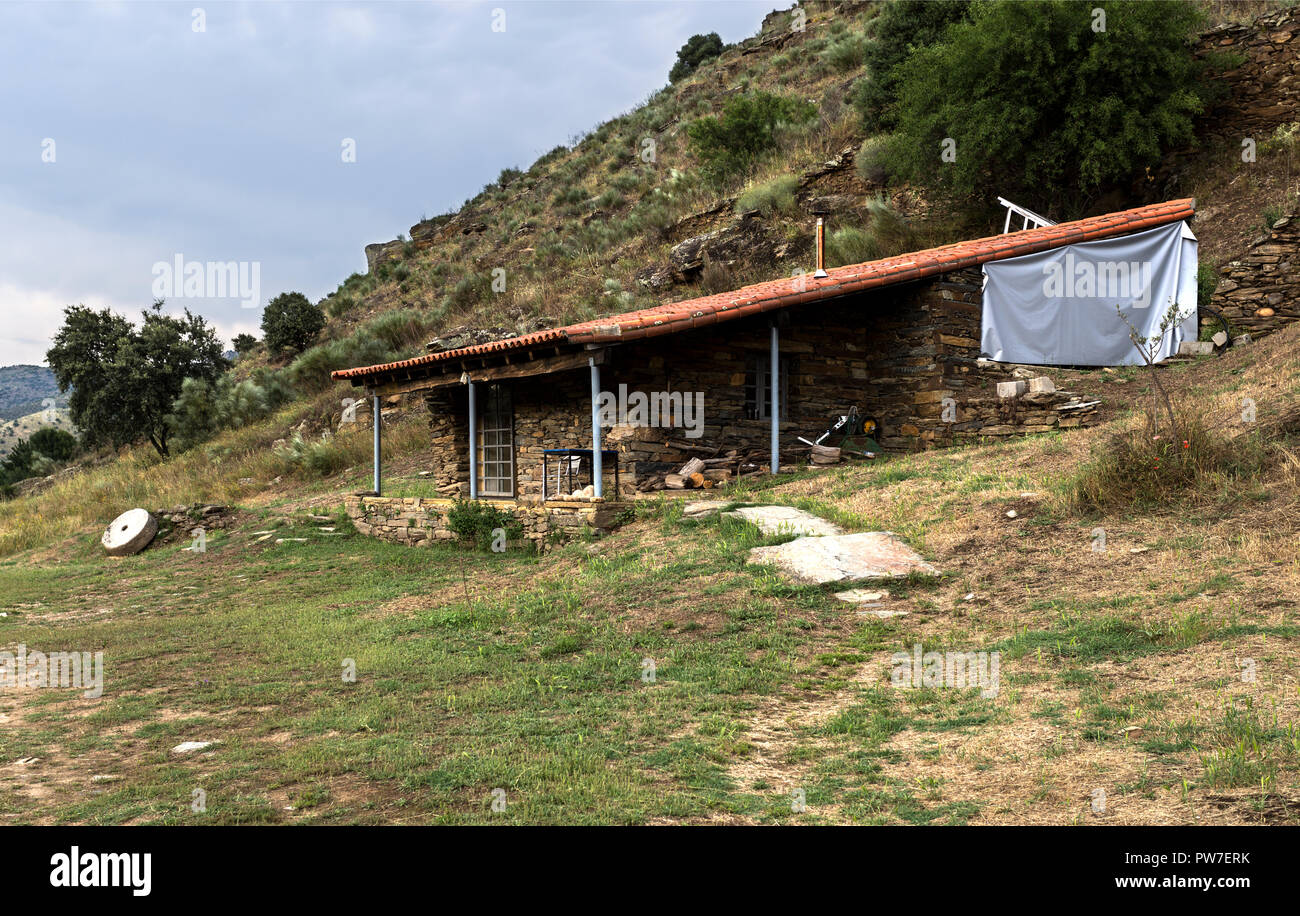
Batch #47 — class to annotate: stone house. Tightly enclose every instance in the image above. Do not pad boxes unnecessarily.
[334,199,1196,538]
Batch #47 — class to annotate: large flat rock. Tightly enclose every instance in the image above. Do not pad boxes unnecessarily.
[747,532,937,584]
[725,505,843,538]
[682,500,725,519]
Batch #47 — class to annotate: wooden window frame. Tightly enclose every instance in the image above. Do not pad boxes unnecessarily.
[744,354,789,421]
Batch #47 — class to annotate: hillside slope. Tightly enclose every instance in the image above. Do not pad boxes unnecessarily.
[227,1,1299,465]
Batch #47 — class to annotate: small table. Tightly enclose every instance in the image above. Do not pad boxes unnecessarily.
[541,448,619,500]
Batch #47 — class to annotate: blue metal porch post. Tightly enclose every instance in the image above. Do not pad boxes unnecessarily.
[590,357,603,499]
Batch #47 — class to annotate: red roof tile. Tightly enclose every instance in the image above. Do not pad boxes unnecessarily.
[333,198,1194,381]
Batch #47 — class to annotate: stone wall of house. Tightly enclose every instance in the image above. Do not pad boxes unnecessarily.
[413,272,1101,493]
[924,268,1101,446]
[342,493,625,549]
[421,388,469,496]
[1208,212,1299,336]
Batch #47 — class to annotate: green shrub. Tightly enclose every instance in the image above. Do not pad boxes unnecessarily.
[669,32,724,83]
[534,145,568,169]
[885,0,1205,206]
[687,91,817,181]
[285,333,391,392]
[365,308,435,352]
[735,174,799,217]
[262,291,325,355]
[28,427,78,462]
[446,499,524,551]
[825,197,920,266]
[0,439,35,488]
[1262,121,1299,156]
[447,274,493,310]
[1197,262,1220,306]
[167,369,294,451]
[822,33,869,73]
[275,432,351,478]
[855,134,893,186]
[852,1,971,130]
[324,295,355,319]
[632,197,677,240]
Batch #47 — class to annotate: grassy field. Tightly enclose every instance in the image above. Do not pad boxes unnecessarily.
[3,329,1300,825]
[3,324,1300,825]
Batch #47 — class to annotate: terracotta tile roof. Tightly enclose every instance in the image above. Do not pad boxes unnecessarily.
[333,198,1194,381]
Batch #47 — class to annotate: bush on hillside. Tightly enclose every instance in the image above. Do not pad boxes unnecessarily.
[669,33,724,83]
[166,369,293,452]
[825,197,920,266]
[735,174,800,217]
[28,427,78,462]
[285,333,391,393]
[275,431,352,478]
[822,33,870,73]
[0,439,35,488]
[688,91,817,181]
[447,273,493,311]
[232,333,258,355]
[884,0,1205,207]
[261,292,325,355]
[365,308,436,352]
[851,0,972,130]
[324,295,356,319]
[855,134,893,186]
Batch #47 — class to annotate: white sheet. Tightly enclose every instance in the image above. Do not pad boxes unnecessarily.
[981,220,1198,366]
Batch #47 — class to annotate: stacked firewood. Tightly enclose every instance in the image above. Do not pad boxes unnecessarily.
[636,441,773,492]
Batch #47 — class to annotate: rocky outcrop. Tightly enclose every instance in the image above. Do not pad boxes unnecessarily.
[668,213,802,280]
[364,240,405,273]
[425,325,519,353]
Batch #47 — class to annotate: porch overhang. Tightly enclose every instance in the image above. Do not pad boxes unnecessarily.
[344,344,608,397]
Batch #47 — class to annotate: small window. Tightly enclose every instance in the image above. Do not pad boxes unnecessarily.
[478,385,514,497]
[744,355,789,420]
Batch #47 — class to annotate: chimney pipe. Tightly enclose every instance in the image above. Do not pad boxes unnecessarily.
[813,214,828,278]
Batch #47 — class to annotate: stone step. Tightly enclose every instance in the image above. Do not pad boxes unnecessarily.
[723,505,844,538]
[747,532,937,585]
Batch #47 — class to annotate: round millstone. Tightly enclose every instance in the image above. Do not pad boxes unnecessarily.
[101,508,158,557]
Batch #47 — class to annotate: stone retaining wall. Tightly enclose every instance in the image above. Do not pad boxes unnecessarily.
[1193,6,1300,143]
[342,493,626,548]
[1209,213,1299,336]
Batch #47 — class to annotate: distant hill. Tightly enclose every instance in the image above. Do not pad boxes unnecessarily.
[0,406,74,459]
[0,365,65,422]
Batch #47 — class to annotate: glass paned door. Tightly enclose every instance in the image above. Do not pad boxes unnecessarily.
[478,385,514,497]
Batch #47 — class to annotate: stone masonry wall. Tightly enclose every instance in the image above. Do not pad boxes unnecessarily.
[1193,6,1300,143]
[413,272,1100,498]
[1209,212,1300,335]
[343,494,625,549]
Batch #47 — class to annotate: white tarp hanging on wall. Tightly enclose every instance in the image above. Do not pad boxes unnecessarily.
[980,220,1198,367]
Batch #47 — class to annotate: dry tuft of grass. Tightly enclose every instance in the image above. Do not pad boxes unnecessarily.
[1068,413,1268,512]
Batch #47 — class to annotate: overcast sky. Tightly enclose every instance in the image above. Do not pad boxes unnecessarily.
[0,0,773,365]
